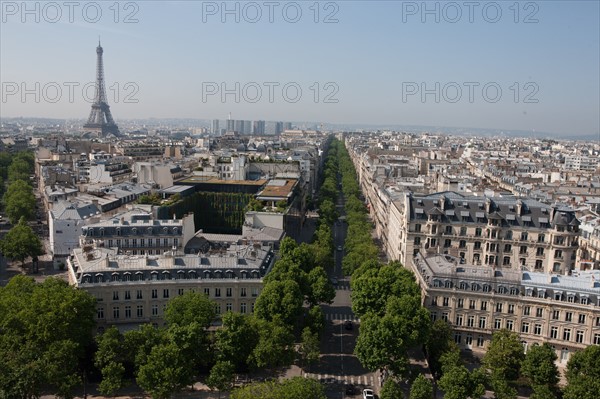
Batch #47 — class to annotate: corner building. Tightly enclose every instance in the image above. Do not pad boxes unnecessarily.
[393,192,579,275]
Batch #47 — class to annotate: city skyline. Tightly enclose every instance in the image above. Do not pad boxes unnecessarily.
[1,1,599,138]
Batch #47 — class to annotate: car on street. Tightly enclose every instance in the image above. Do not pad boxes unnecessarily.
[337,245,343,251]
[344,320,353,330]
[330,277,338,285]
[363,388,374,399]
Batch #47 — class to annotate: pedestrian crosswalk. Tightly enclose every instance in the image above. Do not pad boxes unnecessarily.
[325,313,360,322]
[303,373,375,387]
[334,282,351,290]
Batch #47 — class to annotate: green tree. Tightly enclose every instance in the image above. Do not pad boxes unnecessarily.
[164,291,215,327]
[214,312,259,370]
[530,384,557,399]
[425,320,454,378]
[0,276,96,399]
[0,217,43,266]
[563,345,600,399]
[438,365,487,399]
[482,329,524,381]
[409,374,433,399]
[521,343,559,388]
[230,377,326,399]
[254,279,303,325]
[136,342,192,399]
[380,377,405,399]
[248,317,295,369]
[95,327,126,397]
[306,267,335,306]
[298,327,320,369]
[8,158,32,182]
[305,305,325,335]
[123,324,166,371]
[2,180,35,223]
[206,360,235,399]
[137,193,163,205]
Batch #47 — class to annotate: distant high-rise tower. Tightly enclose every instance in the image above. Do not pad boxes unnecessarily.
[83,40,120,136]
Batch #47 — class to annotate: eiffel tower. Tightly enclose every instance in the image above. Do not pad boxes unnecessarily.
[83,40,120,136]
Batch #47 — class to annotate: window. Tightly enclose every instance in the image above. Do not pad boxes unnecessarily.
[475,228,482,237]
[163,289,169,298]
[521,232,528,241]
[215,288,221,297]
[226,288,232,297]
[477,336,485,347]
[431,297,438,306]
[97,307,104,319]
[576,330,584,344]
[152,289,158,299]
[520,246,527,254]
[474,241,481,250]
[466,334,473,346]
[414,237,421,245]
[459,240,466,248]
[535,260,543,270]
[479,317,486,329]
[563,329,571,341]
[125,290,131,300]
[251,288,259,297]
[460,227,467,236]
[442,297,449,307]
[494,318,502,329]
[125,306,131,319]
[536,247,544,256]
[524,306,531,316]
[457,298,464,308]
[481,301,487,311]
[581,297,588,305]
[579,314,586,324]
[595,334,600,345]
[504,244,512,252]
[152,304,158,316]
[455,315,463,326]
[503,256,511,265]
[178,288,184,296]
[553,310,560,320]
[442,312,449,322]
[444,239,451,248]
[565,312,573,322]
[469,300,476,310]
[496,303,503,313]
[430,312,437,321]
[113,291,119,300]
[240,302,247,314]
[415,224,421,232]
[467,316,475,327]
[204,288,210,297]
[454,333,462,344]
[113,307,119,319]
[506,320,514,330]
[508,304,515,314]
[538,234,545,243]
[534,324,542,335]
[536,308,543,318]
[521,322,530,333]
[136,290,143,299]
[555,250,563,259]
[137,305,143,318]
[550,327,558,339]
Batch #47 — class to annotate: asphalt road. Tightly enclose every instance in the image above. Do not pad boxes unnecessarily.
[302,183,379,398]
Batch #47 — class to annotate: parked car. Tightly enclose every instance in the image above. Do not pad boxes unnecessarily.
[330,277,338,285]
[363,388,374,399]
[344,320,353,330]
[337,245,343,251]
[345,384,357,395]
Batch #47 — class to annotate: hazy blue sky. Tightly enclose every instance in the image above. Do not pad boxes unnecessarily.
[1,1,598,136]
